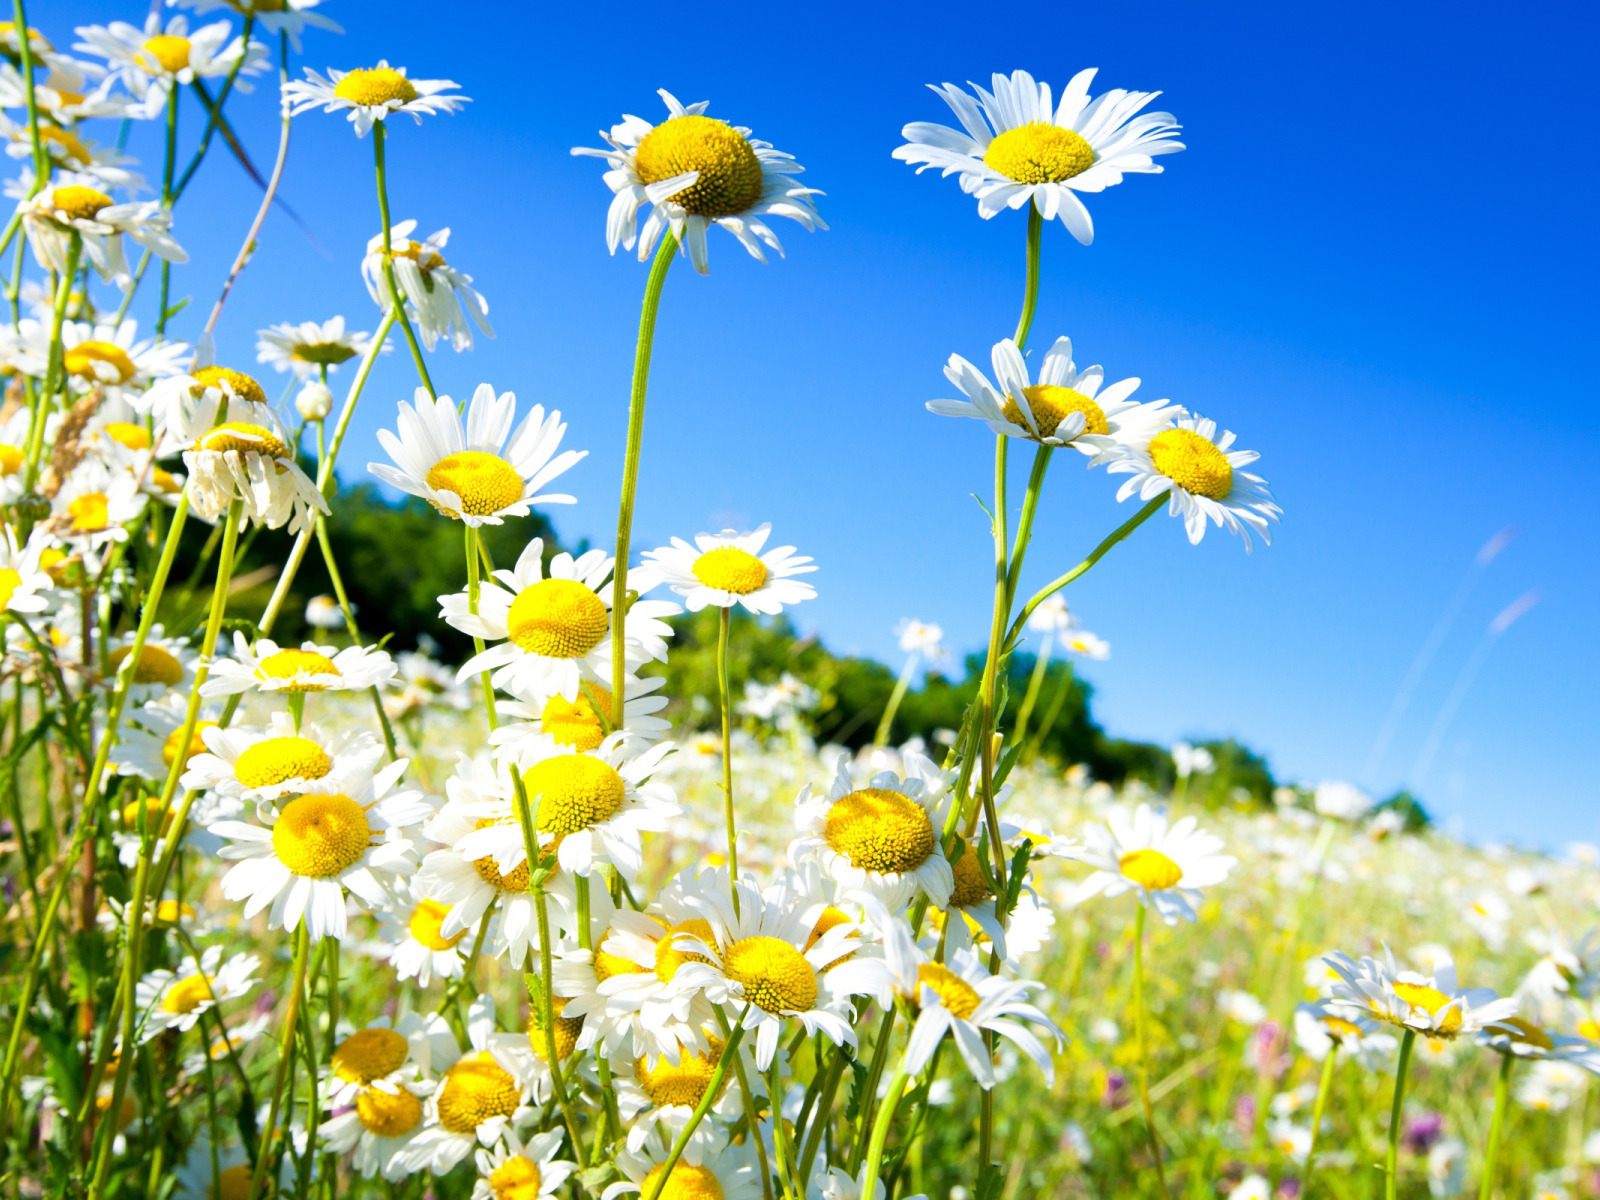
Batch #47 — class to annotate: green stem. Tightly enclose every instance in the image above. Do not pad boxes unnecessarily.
[798,1048,847,1181]
[1478,1052,1514,1200]
[171,16,257,203]
[24,232,79,490]
[533,882,586,1157]
[769,1056,799,1200]
[716,604,739,892]
[1133,904,1172,1200]
[1014,206,1043,349]
[850,1007,899,1172]
[638,1018,748,1200]
[249,925,312,1200]
[372,122,435,398]
[1302,1047,1339,1196]
[860,1066,911,1200]
[873,654,917,748]
[313,515,398,758]
[466,526,497,733]
[1011,633,1052,750]
[11,0,48,189]
[1386,1029,1417,1200]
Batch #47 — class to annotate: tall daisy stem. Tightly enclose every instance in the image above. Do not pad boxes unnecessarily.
[873,652,918,748]
[638,1015,748,1200]
[372,121,435,399]
[1386,1028,1417,1200]
[1011,632,1053,748]
[465,525,497,732]
[11,0,47,187]
[716,605,739,890]
[1302,1047,1339,1196]
[24,231,78,490]
[1478,1052,1514,1200]
[860,1065,911,1200]
[1015,205,1043,348]
[249,924,312,1200]
[1132,904,1172,1200]
[533,881,586,1159]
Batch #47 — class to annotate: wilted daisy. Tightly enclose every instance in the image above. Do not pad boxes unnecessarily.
[202,631,395,698]
[0,528,51,615]
[369,385,580,526]
[182,711,380,803]
[256,316,377,378]
[791,751,955,911]
[182,417,329,533]
[640,524,816,614]
[444,540,677,701]
[378,880,468,987]
[894,68,1183,244]
[133,945,258,1042]
[470,1129,576,1200]
[603,1115,761,1200]
[931,336,1170,453]
[1106,413,1281,550]
[573,88,824,274]
[72,15,264,118]
[1076,802,1236,924]
[285,62,466,135]
[361,222,492,351]
[1324,948,1519,1040]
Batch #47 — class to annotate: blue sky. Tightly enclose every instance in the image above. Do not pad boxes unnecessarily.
[52,0,1598,845]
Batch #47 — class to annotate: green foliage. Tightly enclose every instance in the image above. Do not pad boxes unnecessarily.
[1376,788,1434,831]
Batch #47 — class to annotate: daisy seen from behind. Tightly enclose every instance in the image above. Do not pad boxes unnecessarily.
[361,222,492,351]
[1076,802,1235,924]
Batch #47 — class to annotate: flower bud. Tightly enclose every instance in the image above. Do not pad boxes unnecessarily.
[295,381,334,421]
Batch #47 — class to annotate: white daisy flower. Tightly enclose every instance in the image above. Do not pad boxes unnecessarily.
[182,415,329,534]
[1291,1001,1396,1069]
[73,15,265,118]
[144,362,272,425]
[602,1121,761,1200]
[12,317,187,402]
[894,68,1183,245]
[2,120,141,191]
[256,316,379,379]
[1106,412,1281,551]
[931,335,1173,454]
[640,524,816,615]
[44,460,147,556]
[1076,802,1236,924]
[443,539,677,701]
[471,1129,577,1200]
[1064,630,1110,659]
[208,756,431,941]
[133,945,258,1042]
[0,59,130,125]
[491,675,671,759]
[168,0,342,51]
[321,1014,454,1179]
[202,631,396,698]
[368,385,580,526]
[172,1137,255,1200]
[613,1028,757,1144]
[791,751,955,912]
[322,1072,432,1181]
[360,222,492,351]
[284,61,466,136]
[377,879,469,987]
[573,88,825,275]
[111,693,224,784]
[0,527,52,615]
[182,711,381,803]
[0,406,32,504]
[110,787,230,870]
[1324,948,1519,1041]
[101,624,197,701]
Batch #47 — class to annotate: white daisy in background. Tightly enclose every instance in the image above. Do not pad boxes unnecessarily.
[1324,948,1519,1040]
[182,711,381,803]
[640,524,816,615]
[101,625,197,701]
[613,1028,757,1143]
[45,460,147,557]
[321,1014,451,1179]
[931,335,1171,454]
[1076,803,1236,924]
[0,406,33,505]
[202,631,395,698]
[112,693,225,784]
[110,788,229,870]
[208,757,430,940]
[369,385,580,525]
[1292,1000,1396,1068]
[132,945,258,1042]
[573,88,825,274]
[73,14,265,118]
[378,880,469,987]
[0,114,142,189]
[1064,629,1111,659]
[169,0,342,50]
[0,528,52,615]
[0,59,130,125]
[1029,598,1079,635]
[306,594,346,631]
[894,68,1183,244]
[602,1120,761,1200]
[791,751,955,911]
[285,62,466,136]
[1479,1019,1600,1072]
[256,316,378,379]
[443,539,677,700]
[172,1138,254,1200]
[895,618,947,660]
[491,675,672,758]
[1106,413,1281,550]
[19,317,189,401]
[360,222,492,351]
[470,1129,576,1200]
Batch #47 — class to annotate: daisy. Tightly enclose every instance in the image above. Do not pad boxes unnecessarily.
[284,62,466,136]
[573,88,825,275]
[1323,948,1519,1040]
[1105,413,1281,551]
[0,406,31,504]
[471,1129,577,1200]
[182,711,381,803]
[208,756,431,940]
[361,221,492,351]
[790,751,955,912]
[110,789,230,869]
[1064,630,1110,659]
[930,335,1171,454]
[1480,1019,1600,1072]
[47,317,190,401]
[145,362,271,424]
[640,524,816,615]
[1292,1000,1396,1068]
[0,527,52,615]
[168,0,342,51]
[603,1121,761,1200]
[182,415,329,534]
[256,316,378,379]
[491,675,671,758]
[172,1138,255,1200]
[102,625,197,701]
[44,460,147,557]
[369,385,580,526]
[133,945,258,1042]
[613,1030,754,1143]
[322,1072,433,1181]
[379,881,469,987]
[1076,802,1236,924]
[201,631,396,698]
[893,68,1183,245]
[322,1015,457,1180]
[0,117,142,188]
[112,693,224,783]
[443,539,677,701]
[73,15,265,118]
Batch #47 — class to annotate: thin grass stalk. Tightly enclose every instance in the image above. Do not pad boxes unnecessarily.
[1478,1052,1514,1200]
[1133,903,1172,1200]
[249,924,313,1200]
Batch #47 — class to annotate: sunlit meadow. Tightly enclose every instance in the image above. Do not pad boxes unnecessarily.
[0,6,1595,1200]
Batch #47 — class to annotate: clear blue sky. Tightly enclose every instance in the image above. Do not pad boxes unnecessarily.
[54,0,1598,846]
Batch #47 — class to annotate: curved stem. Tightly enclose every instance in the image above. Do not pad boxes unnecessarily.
[372,122,435,398]
[1386,1029,1417,1200]
[1132,904,1172,1200]
[1478,1052,1514,1200]
[860,1065,911,1200]
[249,925,312,1200]
[639,1014,748,1200]
[874,654,917,748]
[1013,206,1043,350]
[1302,1047,1339,1196]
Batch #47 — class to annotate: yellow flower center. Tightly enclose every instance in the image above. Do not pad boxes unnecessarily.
[470,831,531,894]
[641,1162,726,1200]
[803,906,855,971]
[258,647,341,691]
[107,643,185,686]
[394,239,447,272]
[435,1051,520,1134]
[1579,1019,1600,1042]
[355,1085,422,1138]
[506,578,609,658]
[527,996,583,1062]
[1500,1017,1553,1051]
[122,797,174,837]
[50,184,113,222]
[1320,1014,1365,1041]
[524,753,626,837]
[0,444,21,475]
[635,1036,726,1109]
[915,962,981,1021]
[423,451,523,518]
[63,341,136,385]
[192,366,267,405]
[654,918,716,984]
[1390,982,1463,1035]
[197,422,291,460]
[152,467,182,494]
[332,1027,409,1085]
[95,1092,138,1132]
[290,341,359,366]
[103,422,151,450]
[1000,385,1107,441]
[68,493,110,533]
[1119,848,1183,890]
[162,720,217,769]
[140,35,191,74]
[594,923,654,983]
[722,936,817,1014]
[154,900,193,923]
[634,114,764,219]
[270,793,371,878]
[691,547,768,595]
[407,899,464,951]
[540,685,613,751]
[1148,429,1233,501]
[823,788,935,874]
[948,843,993,910]
[233,735,331,790]
[0,568,22,610]
[984,122,1095,184]
[489,1156,543,1200]
[212,1165,252,1200]
[38,124,91,166]
[161,973,215,1015]
[333,67,418,107]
